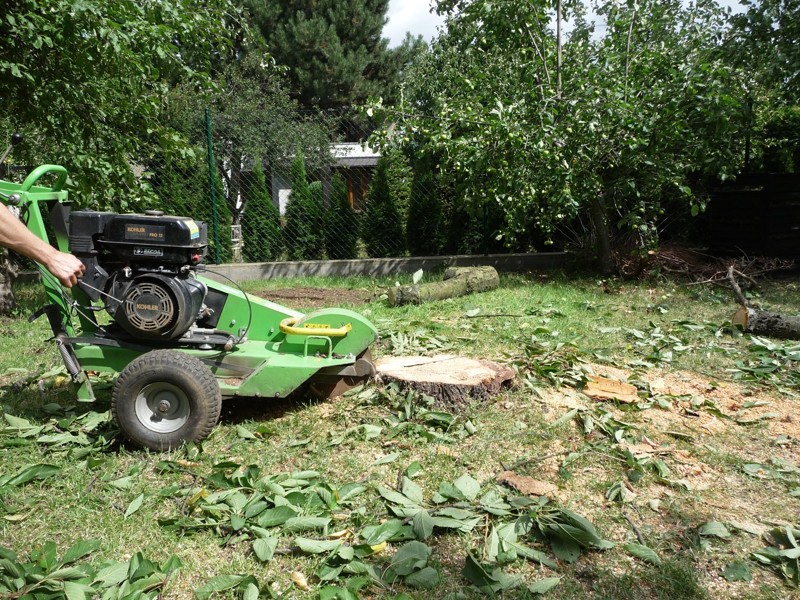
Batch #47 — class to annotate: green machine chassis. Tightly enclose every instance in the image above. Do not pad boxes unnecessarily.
[0,163,377,449]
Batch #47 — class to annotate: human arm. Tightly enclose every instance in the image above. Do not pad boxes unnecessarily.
[0,205,85,287]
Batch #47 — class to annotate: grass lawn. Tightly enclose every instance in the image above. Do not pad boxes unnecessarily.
[1,271,799,599]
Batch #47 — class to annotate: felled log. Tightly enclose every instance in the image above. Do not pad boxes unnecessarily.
[728,266,800,340]
[387,266,500,306]
[732,307,800,340]
[375,354,515,409]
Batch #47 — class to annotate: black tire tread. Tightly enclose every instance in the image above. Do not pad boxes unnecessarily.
[111,349,221,450]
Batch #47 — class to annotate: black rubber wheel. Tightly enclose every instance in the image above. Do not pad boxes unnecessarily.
[111,349,221,450]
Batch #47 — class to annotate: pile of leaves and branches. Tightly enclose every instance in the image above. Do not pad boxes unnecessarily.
[155,457,614,596]
[614,246,795,283]
[0,540,182,599]
[731,336,800,393]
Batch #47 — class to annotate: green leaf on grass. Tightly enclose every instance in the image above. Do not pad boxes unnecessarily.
[194,574,249,599]
[253,537,278,562]
[283,516,330,532]
[549,536,581,562]
[699,521,731,539]
[389,541,431,576]
[402,477,424,505]
[623,543,662,566]
[722,560,752,582]
[404,565,440,589]
[235,425,257,439]
[462,552,496,588]
[372,452,400,466]
[124,493,144,519]
[243,583,260,600]
[4,463,61,488]
[412,510,434,540]
[62,539,100,565]
[256,506,297,527]
[362,519,407,545]
[453,474,481,501]
[528,577,562,594]
[295,538,342,554]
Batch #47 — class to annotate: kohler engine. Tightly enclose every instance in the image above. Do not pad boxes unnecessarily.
[69,210,209,341]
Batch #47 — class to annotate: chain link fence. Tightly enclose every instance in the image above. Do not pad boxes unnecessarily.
[3,107,515,266]
[143,107,513,265]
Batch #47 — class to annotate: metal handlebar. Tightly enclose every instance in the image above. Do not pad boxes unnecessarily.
[20,164,68,192]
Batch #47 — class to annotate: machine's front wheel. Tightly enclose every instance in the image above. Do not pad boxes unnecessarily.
[112,350,221,450]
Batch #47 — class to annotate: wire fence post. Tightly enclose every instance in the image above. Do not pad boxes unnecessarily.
[483,200,490,256]
[205,108,220,264]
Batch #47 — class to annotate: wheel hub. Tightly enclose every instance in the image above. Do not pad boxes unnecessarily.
[134,382,191,434]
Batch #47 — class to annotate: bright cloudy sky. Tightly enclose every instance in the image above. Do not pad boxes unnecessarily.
[384,0,445,47]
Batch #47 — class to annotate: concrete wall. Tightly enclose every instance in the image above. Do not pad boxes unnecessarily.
[200,252,578,283]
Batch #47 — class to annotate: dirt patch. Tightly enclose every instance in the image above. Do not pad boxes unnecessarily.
[585,363,800,441]
[254,287,371,310]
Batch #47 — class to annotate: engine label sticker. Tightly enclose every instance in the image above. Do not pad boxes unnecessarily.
[133,247,164,257]
[126,224,165,241]
[186,220,200,240]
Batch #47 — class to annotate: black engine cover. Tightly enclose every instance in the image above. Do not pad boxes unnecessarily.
[108,273,206,340]
[70,210,207,265]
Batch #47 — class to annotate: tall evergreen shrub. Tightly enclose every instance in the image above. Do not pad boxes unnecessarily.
[324,173,359,259]
[242,159,283,262]
[362,151,406,258]
[284,148,323,260]
[406,157,443,256]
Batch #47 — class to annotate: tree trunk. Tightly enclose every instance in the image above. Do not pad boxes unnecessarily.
[589,193,614,274]
[0,250,18,315]
[387,266,499,306]
[375,354,515,410]
[732,306,800,340]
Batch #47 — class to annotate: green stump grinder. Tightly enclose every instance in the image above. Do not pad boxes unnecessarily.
[0,136,377,450]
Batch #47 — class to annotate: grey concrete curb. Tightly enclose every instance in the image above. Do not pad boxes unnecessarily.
[200,252,577,283]
[15,252,578,285]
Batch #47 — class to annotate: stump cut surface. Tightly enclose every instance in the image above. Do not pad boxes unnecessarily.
[375,355,515,408]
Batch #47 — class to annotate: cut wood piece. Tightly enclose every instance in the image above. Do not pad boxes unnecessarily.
[582,375,639,404]
[733,306,800,340]
[375,354,515,408]
[497,471,559,498]
[387,266,500,306]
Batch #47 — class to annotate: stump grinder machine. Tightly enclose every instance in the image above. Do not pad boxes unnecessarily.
[0,135,377,449]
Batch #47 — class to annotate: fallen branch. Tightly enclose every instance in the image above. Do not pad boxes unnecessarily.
[727,265,749,308]
[388,266,499,306]
[622,510,646,546]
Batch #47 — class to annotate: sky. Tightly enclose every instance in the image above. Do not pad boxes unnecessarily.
[384,0,445,47]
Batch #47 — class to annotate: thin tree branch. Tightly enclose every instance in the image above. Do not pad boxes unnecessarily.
[727,265,749,308]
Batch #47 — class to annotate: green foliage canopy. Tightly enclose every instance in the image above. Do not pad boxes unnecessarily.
[377,0,746,264]
[0,0,237,210]
[243,0,426,109]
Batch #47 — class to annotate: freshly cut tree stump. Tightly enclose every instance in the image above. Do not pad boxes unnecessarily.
[375,354,515,408]
[732,306,800,340]
[387,266,500,306]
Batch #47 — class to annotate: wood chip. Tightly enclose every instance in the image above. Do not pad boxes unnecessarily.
[497,471,559,498]
[583,375,639,404]
[290,571,309,591]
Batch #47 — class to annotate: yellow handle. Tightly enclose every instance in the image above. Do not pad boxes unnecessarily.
[279,317,351,337]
